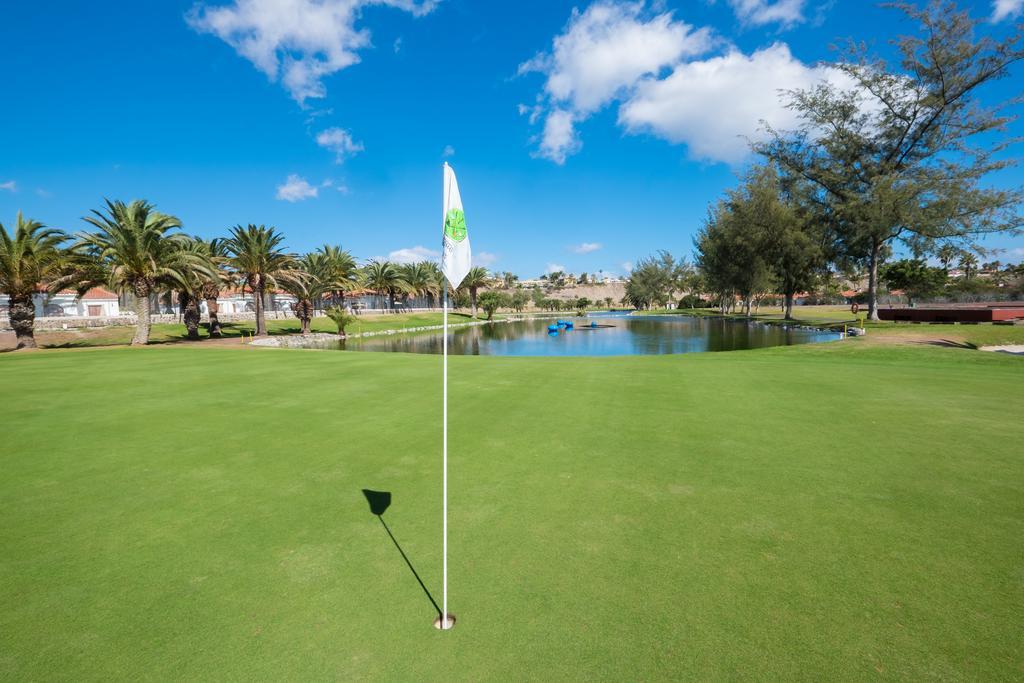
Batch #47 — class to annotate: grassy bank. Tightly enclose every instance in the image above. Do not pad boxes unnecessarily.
[1,341,1022,679]
[7,311,498,350]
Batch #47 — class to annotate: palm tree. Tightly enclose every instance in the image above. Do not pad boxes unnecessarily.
[362,260,410,312]
[461,266,490,318]
[958,252,979,280]
[74,199,206,345]
[316,244,359,308]
[281,252,331,334]
[399,261,439,308]
[0,213,67,350]
[937,243,959,272]
[194,236,232,337]
[224,225,300,336]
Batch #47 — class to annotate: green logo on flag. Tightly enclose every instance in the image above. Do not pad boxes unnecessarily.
[444,208,467,242]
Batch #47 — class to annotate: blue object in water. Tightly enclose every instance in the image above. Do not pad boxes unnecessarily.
[564,321,574,329]
[590,321,597,328]
[547,324,559,332]
[548,329,559,337]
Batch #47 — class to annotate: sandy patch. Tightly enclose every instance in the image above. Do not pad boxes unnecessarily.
[979,345,1024,356]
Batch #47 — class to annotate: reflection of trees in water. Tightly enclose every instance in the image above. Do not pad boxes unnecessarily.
[341,316,835,355]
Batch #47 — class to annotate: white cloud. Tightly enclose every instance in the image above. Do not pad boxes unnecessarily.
[474,251,498,267]
[35,188,52,198]
[546,262,567,274]
[727,0,805,28]
[571,242,603,254]
[0,180,17,192]
[316,127,363,163]
[620,261,633,273]
[186,0,437,104]
[520,0,713,163]
[535,109,580,164]
[275,173,319,201]
[388,245,439,263]
[620,43,842,164]
[393,36,403,53]
[521,2,856,165]
[442,144,455,157]
[993,0,1024,21]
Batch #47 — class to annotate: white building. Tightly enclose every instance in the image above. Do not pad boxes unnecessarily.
[0,288,121,318]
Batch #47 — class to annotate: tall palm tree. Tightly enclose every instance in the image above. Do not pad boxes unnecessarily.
[399,261,439,308]
[316,244,359,308]
[461,266,490,318]
[362,260,410,312]
[936,243,959,272]
[281,252,331,334]
[0,213,67,350]
[958,252,979,280]
[74,199,207,345]
[224,225,300,336]
[194,236,232,337]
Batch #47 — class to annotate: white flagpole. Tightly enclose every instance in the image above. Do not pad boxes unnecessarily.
[442,285,449,629]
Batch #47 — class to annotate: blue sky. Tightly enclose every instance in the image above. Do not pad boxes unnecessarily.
[2,0,1023,277]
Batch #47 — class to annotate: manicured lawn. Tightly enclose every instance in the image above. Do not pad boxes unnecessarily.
[18,311,493,349]
[1,341,1022,679]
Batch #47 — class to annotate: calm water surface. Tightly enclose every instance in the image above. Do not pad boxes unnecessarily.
[321,313,840,356]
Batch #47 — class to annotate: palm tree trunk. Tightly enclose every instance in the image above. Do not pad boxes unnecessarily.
[253,280,267,336]
[206,298,221,337]
[132,285,152,345]
[181,293,201,340]
[471,288,478,317]
[8,293,37,350]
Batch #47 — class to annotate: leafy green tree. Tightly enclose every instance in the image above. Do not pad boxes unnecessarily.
[880,259,948,305]
[73,199,209,345]
[510,290,529,312]
[0,213,68,350]
[225,224,301,337]
[477,291,509,321]
[624,251,681,309]
[756,1,1024,319]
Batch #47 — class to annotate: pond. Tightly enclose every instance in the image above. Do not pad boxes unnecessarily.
[316,313,841,356]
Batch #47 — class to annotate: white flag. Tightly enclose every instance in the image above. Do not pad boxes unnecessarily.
[441,162,471,288]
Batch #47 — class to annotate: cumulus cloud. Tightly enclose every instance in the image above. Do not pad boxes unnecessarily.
[571,242,603,254]
[992,0,1024,21]
[620,43,841,164]
[186,0,437,104]
[727,0,805,28]
[474,251,498,267]
[0,180,16,192]
[442,144,455,157]
[316,127,363,162]
[620,261,633,273]
[276,174,319,201]
[546,262,567,274]
[519,0,713,163]
[388,245,439,263]
[521,2,848,166]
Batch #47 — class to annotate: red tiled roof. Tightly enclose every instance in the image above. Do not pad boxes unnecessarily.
[81,287,118,300]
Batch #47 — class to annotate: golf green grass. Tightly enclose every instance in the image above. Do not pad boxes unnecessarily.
[1,341,1022,679]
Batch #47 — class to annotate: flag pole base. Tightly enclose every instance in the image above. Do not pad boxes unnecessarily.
[433,613,456,630]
